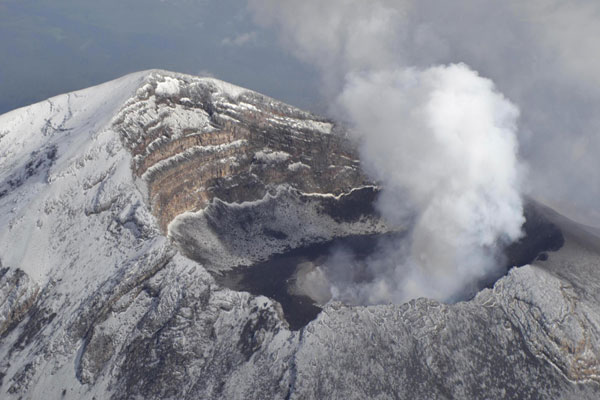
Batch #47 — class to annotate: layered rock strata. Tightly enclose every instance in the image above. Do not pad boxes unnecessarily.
[113,72,371,233]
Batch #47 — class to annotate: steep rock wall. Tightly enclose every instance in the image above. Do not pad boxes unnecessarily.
[113,72,370,232]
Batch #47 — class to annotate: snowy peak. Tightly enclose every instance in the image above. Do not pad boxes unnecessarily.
[0,69,372,284]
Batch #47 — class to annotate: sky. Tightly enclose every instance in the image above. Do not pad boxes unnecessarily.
[0,0,321,115]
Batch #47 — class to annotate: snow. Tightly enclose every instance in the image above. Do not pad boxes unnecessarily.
[0,71,148,284]
[198,77,248,99]
[254,149,290,163]
[155,76,181,97]
[302,185,378,200]
[0,70,190,397]
[288,161,310,171]
[155,103,214,138]
[267,116,333,134]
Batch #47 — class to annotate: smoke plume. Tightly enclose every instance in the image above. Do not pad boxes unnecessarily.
[248,0,600,304]
[337,65,524,302]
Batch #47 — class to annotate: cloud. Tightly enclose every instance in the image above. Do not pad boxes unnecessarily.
[335,64,524,303]
[248,0,600,228]
[221,31,258,47]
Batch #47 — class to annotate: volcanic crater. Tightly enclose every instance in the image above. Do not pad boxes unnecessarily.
[117,72,566,330]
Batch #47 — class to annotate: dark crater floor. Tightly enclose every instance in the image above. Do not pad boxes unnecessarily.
[214,201,565,331]
[215,233,402,330]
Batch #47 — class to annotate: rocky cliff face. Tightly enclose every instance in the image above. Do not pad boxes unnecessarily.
[0,70,599,399]
[113,73,370,233]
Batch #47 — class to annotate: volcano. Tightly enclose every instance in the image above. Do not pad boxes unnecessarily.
[0,70,599,399]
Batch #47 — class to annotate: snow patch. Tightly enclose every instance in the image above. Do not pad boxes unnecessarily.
[254,149,290,164]
[155,77,181,97]
[197,78,247,99]
[288,162,310,171]
[267,116,333,135]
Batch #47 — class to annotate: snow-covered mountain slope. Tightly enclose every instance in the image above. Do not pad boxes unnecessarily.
[0,70,599,399]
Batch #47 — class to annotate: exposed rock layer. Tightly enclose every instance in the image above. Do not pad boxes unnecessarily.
[113,72,369,232]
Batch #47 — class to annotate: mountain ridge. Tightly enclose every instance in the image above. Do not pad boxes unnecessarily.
[0,70,599,399]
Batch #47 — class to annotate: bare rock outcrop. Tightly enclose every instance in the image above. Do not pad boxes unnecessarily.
[113,72,370,232]
[0,267,38,337]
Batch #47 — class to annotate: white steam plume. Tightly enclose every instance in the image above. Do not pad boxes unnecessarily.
[248,0,527,303]
[249,0,600,227]
[336,65,524,302]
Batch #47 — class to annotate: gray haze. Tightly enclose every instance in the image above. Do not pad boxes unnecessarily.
[0,0,321,114]
[248,0,600,303]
